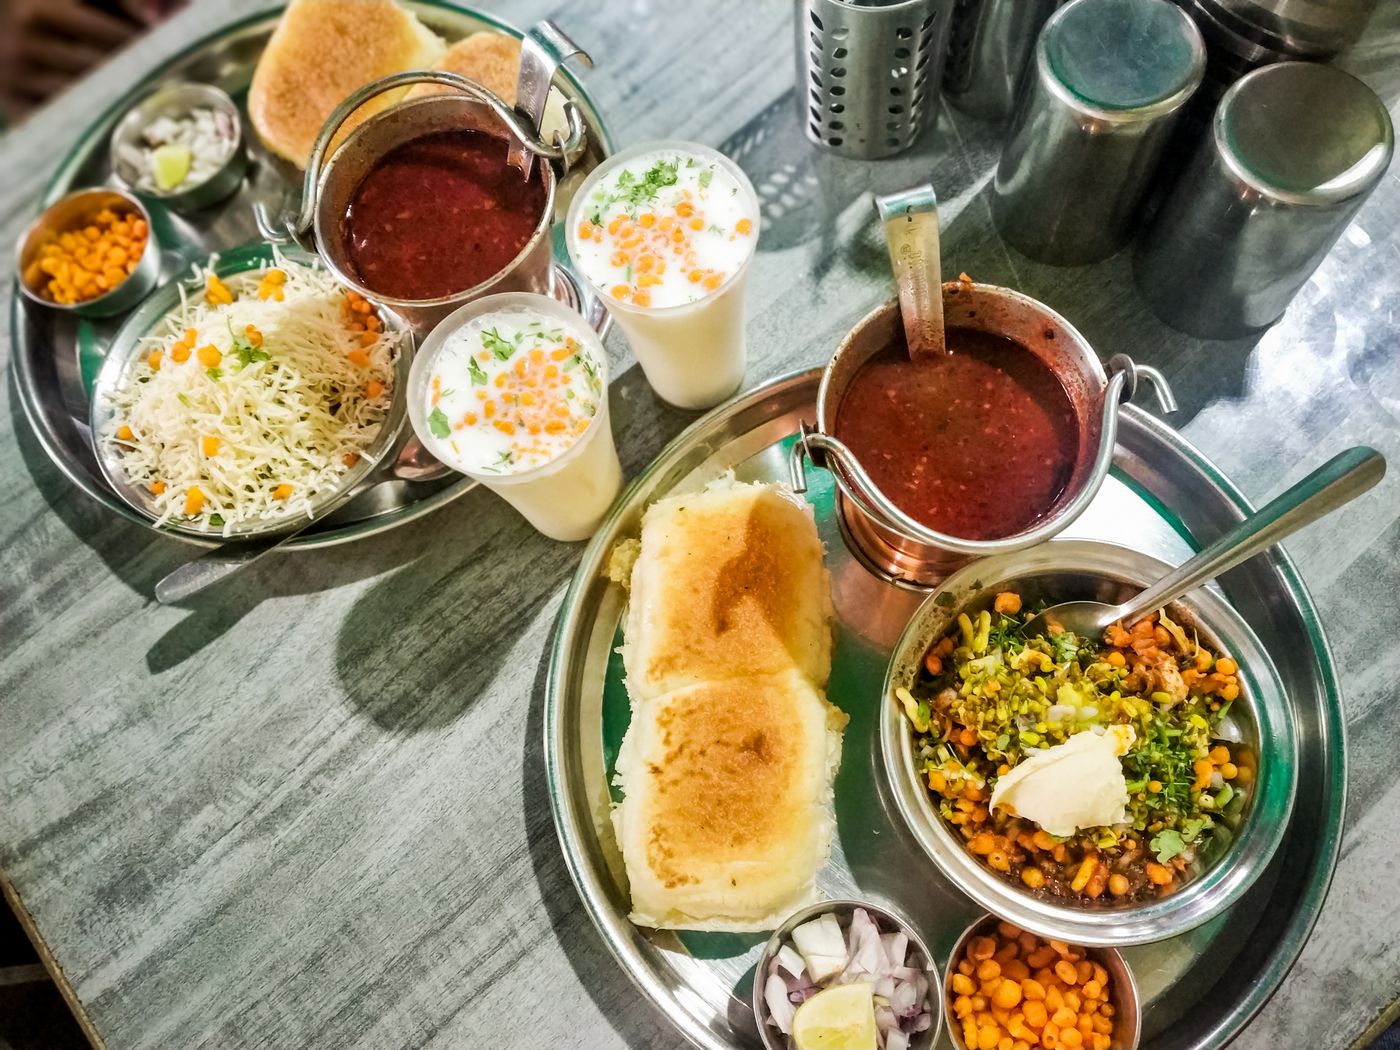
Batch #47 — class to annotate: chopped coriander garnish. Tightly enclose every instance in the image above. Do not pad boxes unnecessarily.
[598,158,680,216]
[468,358,488,385]
[206,367,223,381]
[1150,829,1186,863]
[427,406,450,439]
[482,327,516,361]
[208,513,225,527]
[480,449,515,474]
[698,167,714,188]
[231,341,272,369]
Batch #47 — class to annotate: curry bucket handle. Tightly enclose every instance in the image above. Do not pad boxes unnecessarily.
[253,68,589,246]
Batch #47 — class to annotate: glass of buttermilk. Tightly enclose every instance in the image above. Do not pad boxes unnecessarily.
[566,141,760,410]
[407,292,623,541]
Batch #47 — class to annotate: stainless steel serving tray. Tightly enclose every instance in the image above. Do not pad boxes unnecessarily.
[10,1,614,550]
[547,368,1344,1050]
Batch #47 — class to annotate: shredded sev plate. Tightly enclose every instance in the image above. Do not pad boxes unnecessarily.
[104,253,402,535]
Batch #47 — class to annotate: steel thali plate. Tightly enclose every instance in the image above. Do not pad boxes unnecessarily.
[10,1,614,550]
[546,367,1344,1050]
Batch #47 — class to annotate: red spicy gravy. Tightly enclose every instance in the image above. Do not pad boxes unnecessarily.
[834,327,1081,540]
[341,129,547,301]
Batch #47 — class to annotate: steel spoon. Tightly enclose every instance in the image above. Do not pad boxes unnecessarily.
[875,184,946,359]
[1023,446,1386,640]
[152,438,453,604]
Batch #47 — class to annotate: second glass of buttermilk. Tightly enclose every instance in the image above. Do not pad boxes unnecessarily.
[407,292,623,541]
[566,141,760,410]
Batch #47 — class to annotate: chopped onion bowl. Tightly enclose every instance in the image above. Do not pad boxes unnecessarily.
[758,904,937,1050]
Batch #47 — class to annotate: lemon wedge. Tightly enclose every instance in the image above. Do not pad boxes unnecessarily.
[791,982,878,1050]
[152,144,193,191]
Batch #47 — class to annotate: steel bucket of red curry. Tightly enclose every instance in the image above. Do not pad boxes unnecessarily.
[257,71,588,332]
[791,280,1174,587]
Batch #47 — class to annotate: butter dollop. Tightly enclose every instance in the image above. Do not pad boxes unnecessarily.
[990,726,1137,837]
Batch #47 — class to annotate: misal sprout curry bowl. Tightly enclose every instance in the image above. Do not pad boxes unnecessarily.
[880,540,1297,946]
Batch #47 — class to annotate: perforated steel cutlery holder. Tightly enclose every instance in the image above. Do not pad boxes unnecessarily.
[795,0,956,159]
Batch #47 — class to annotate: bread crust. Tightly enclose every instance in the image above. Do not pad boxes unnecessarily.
[405,32,522,105]
[248,0,446,168]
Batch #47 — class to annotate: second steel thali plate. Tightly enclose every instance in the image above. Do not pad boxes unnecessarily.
[10,1,614,550]
[546,368,1344,1050]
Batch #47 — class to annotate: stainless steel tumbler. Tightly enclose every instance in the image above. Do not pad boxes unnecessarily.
[943,0,1063,123]
[1189,0,1379,59]
[1177,0,1380,90]
[796,0,957,159]
[991,0,1206,265]
[1134,61,1393,340]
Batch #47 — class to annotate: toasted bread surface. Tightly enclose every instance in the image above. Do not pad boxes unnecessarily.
[248,0,446,168]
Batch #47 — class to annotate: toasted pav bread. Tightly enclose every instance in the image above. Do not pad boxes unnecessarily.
[406,31,522,105]
[613,670,847,931]
[623,480,832,700]
[248,0,446,168]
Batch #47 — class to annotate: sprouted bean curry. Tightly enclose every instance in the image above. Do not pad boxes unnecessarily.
[897,592,1253,902]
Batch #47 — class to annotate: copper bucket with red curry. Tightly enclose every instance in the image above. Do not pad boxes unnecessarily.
[259,70,586,331]
[790,280,1173,587]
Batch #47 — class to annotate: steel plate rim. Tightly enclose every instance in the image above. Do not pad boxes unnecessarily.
[544,372,1346,1050]
[10,0,615,552]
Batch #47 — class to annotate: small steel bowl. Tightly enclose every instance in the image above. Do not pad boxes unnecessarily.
[880,539,1298,945]
[751,898,944,1050]
[944,913,1141,1050]
[89,242,412,542]
[109,82,247,212]
[15,187,161,318]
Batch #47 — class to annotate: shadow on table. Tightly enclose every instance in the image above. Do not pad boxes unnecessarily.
[519,605,679,1049]
[329,363,696,735]
[7,366,173,599]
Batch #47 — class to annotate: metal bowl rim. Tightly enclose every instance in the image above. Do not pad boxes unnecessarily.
[750,896,945,1050]
[107,80,246,203]
[308,92,559,312]
[879,537,1299,945]
[942,912,1142,1050]
[14,186,159,315]
[811,283,1117,556]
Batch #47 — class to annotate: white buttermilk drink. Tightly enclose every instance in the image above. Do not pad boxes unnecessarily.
[410,294,623,541]
[567,142,760,410]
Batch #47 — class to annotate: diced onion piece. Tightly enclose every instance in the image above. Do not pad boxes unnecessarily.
[792,913,847,983]
[764,973,795,1034]
[880,931,908,971]
[775,944,807,981]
